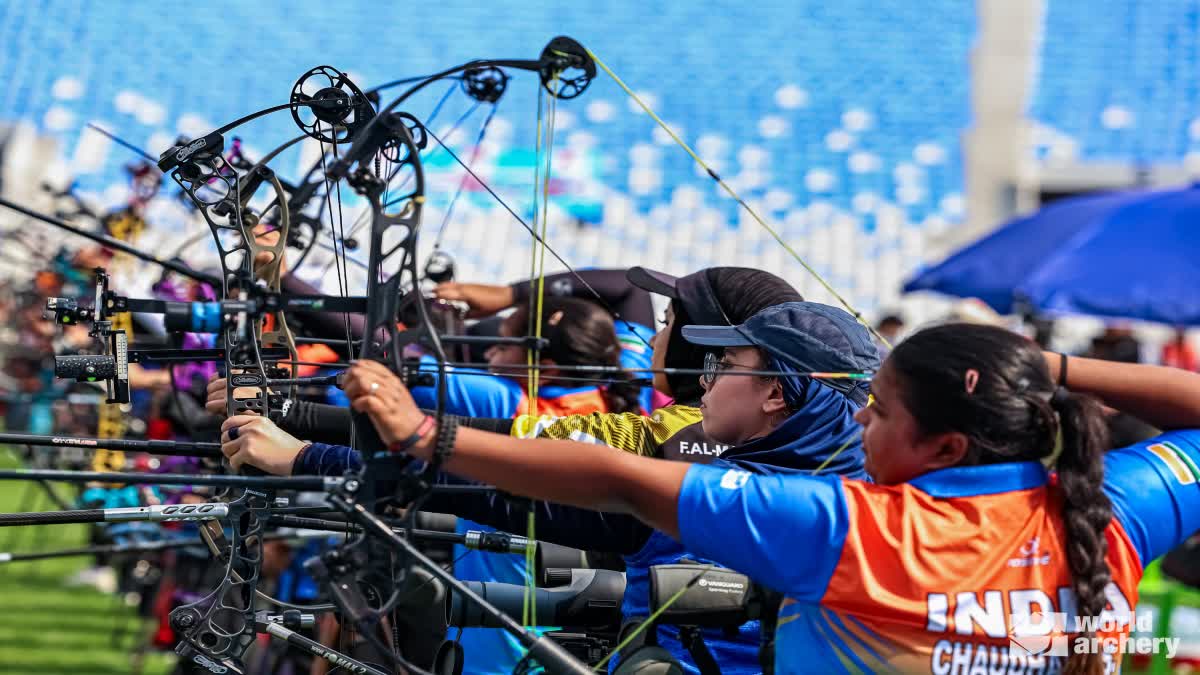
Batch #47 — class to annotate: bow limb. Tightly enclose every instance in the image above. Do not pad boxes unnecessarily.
[341,113,443,454]
[247,170,299,406]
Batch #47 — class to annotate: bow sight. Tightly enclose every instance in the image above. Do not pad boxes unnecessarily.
[45,267,301,408]
[46,269,129,404]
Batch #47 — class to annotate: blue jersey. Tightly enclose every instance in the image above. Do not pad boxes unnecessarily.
[676,430,1200,674]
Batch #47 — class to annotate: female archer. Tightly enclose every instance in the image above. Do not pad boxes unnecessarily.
[415,294,650,675]
[325,317,1200,675]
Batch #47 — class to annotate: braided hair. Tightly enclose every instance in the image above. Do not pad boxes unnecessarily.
[889,324,1112,675]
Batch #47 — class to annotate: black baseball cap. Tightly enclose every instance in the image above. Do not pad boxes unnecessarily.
[627,266,806,404]
[682,301,879,404]
[626,266,729,326]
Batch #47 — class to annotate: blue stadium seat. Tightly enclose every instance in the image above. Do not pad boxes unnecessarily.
[0,0,976,312]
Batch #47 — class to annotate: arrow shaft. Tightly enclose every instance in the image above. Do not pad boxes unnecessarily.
[0,469,338,490]
[0,197,219,286]
[0,432,222,457]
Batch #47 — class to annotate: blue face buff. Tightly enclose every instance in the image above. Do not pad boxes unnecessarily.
[768,354,811,410]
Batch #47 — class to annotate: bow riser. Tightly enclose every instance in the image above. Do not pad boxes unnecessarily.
[165,126,295,673]
[167,147,293,419]
[169,488,271,675]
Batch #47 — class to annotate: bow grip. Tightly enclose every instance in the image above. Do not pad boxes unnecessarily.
[54,354,115,381]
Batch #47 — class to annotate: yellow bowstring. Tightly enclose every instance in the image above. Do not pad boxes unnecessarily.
[522,81,543,630]
[582,47,892,352]
[523,69,561,634]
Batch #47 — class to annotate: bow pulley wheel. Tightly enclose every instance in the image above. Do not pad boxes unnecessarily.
[291,66,376,144]
[380,112,428,164]
[539,36,594,100]
[461,66,509,104]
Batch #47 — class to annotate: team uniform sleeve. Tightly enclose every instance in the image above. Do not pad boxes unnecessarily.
[1103,429,1200,566]
[675,464,850,601]
[409,354,523,418]
[511,410,659,456]
[293,442,363,476]
[278,400,352,444]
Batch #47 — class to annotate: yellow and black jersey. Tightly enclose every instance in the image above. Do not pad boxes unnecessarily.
[510,404,729,463]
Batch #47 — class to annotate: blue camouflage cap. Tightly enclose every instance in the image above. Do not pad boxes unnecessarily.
[681,301,880,404]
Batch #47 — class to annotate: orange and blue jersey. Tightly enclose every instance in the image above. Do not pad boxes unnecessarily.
[676,429,1200,674]
[408,321,657,417]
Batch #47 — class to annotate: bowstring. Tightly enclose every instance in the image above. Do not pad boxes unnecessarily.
[429,101,496,253]
[521,77,545,632]
[316,81,460,279]
[328,126,363,400]
[530,71,561,632]
[514,67,564,645]
[316,125,359,394]
[580,48,893,353]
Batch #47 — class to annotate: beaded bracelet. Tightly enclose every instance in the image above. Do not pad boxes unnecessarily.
[433,415,459,466]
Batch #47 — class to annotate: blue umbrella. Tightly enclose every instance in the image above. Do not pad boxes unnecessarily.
[903,185,1200,325]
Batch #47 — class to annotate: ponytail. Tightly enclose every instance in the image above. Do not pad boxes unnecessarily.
[1052,389,1113,675]
[891,324,1117,675]
[601,375,643,415]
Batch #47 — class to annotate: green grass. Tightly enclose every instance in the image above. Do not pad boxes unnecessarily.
[0,450,175,674]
